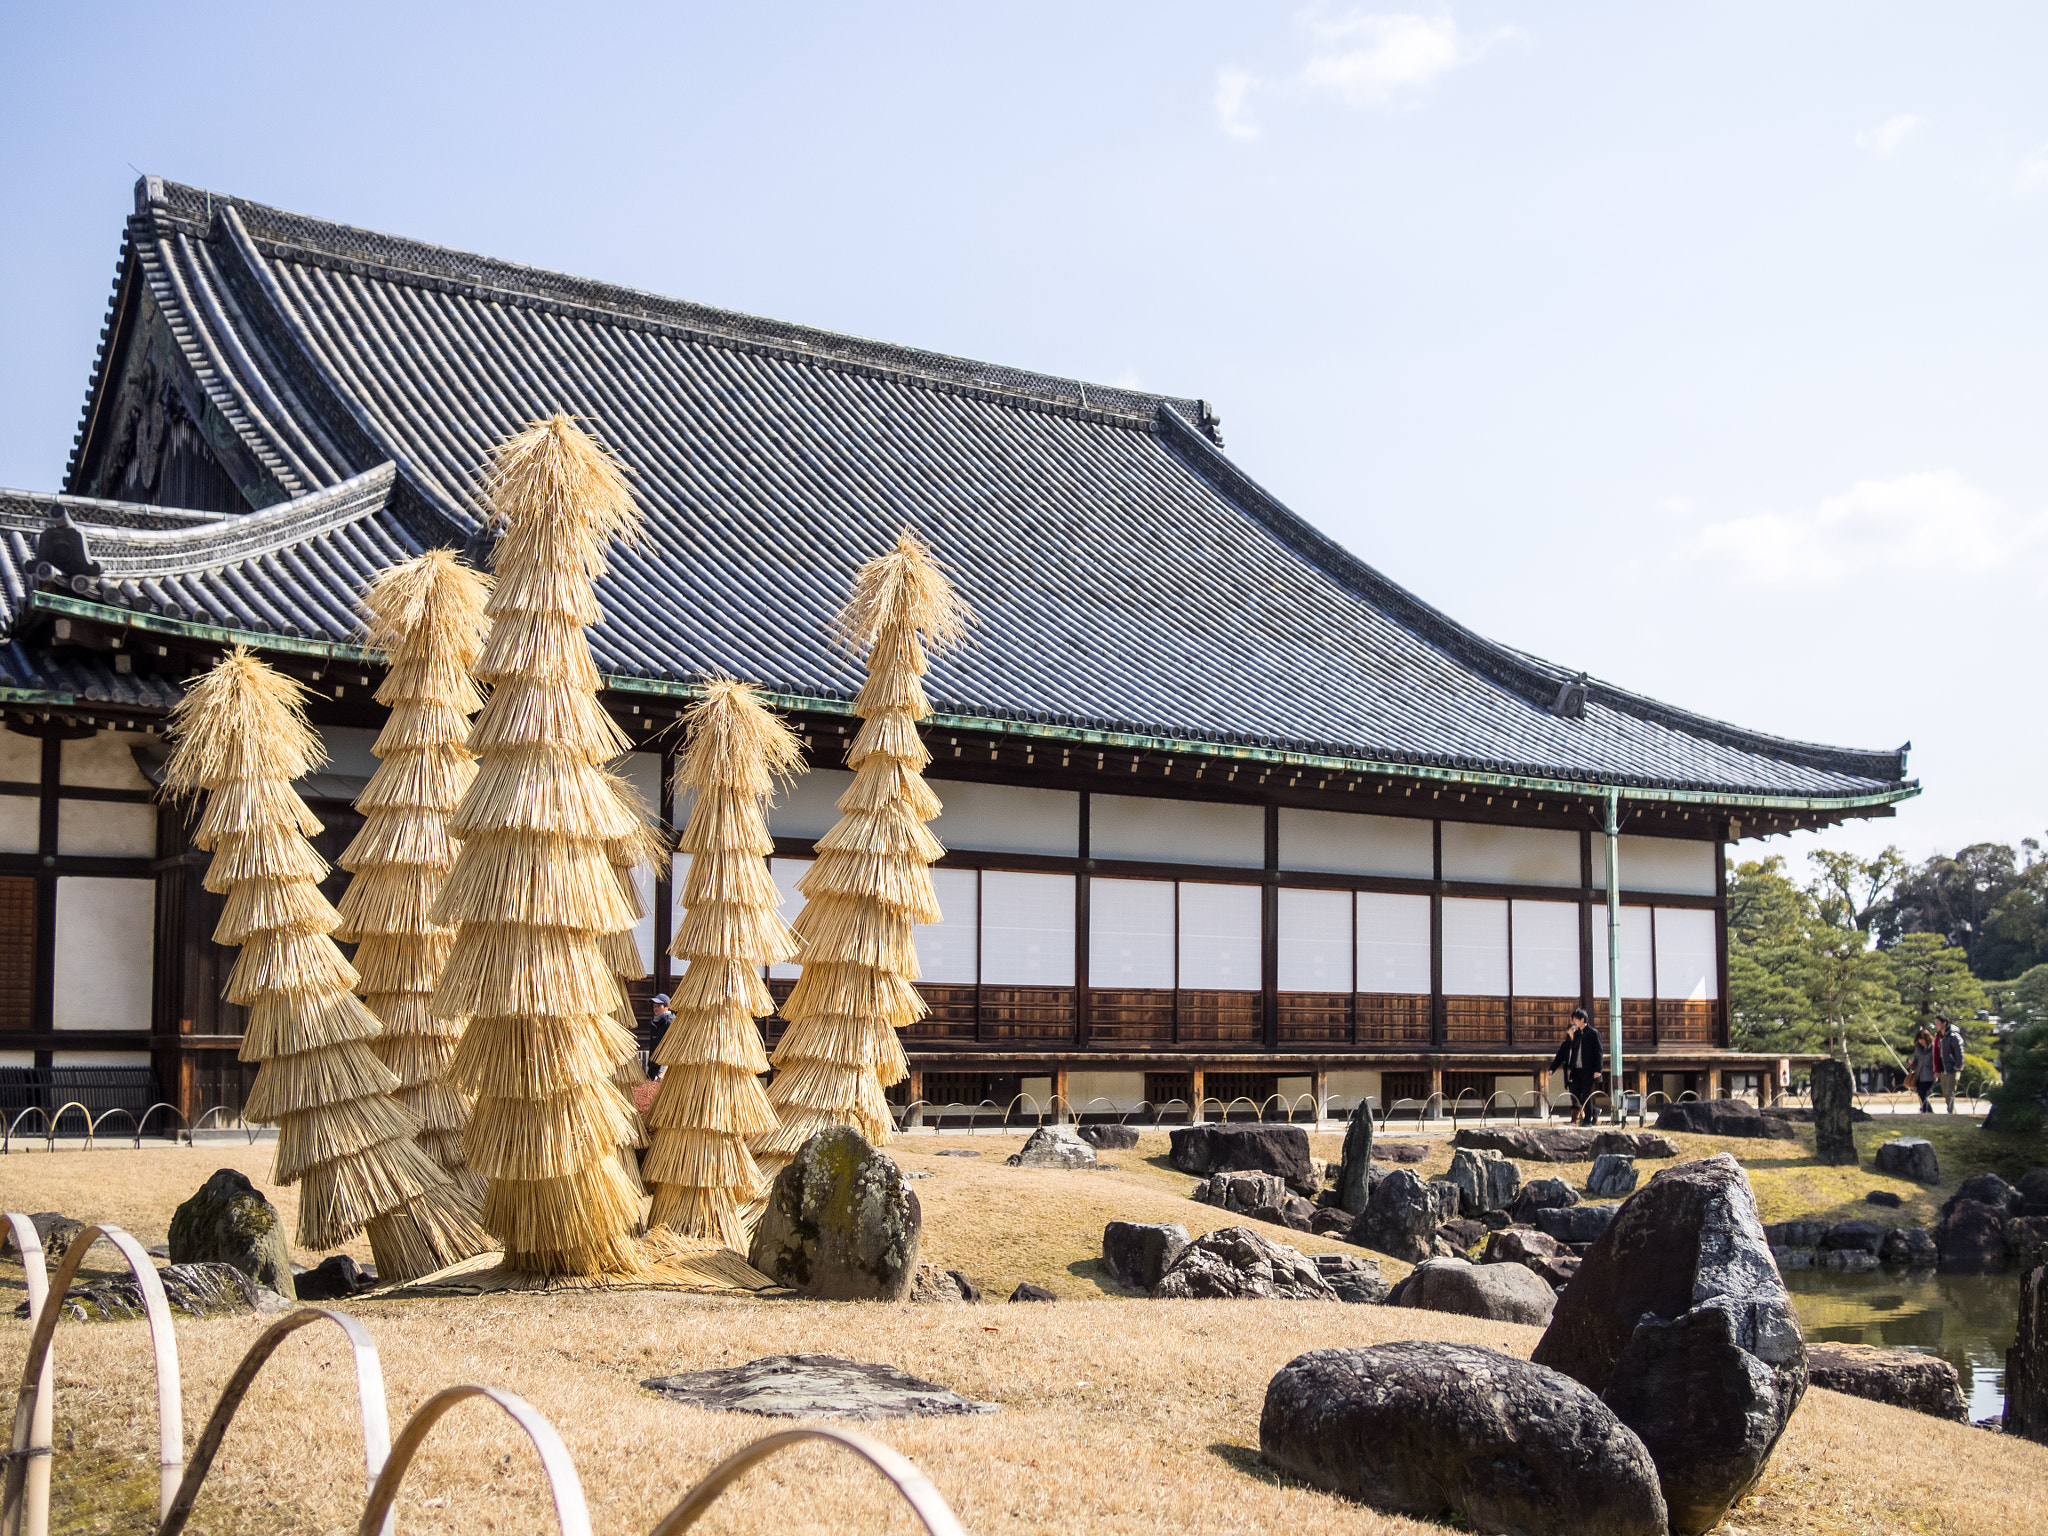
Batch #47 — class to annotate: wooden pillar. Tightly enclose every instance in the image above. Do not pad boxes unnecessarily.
[1189,1064,1205,1124]
[1706,1067,1723,1099]
[1535,1068,1550,1118]
[1312,1066,1329,1128]
[1053,1065,1070,1124]
[1428,1066,1444,1122]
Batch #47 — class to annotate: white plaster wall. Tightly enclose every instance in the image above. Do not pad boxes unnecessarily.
[1493,1074,1537,1107]
[0,730,39,783]
[930,781,1078,856]
[1068,1070,1145,1113]
[0,1051,33,1069]
[51,1050,151,1068]
[54,877,154,1030]
[765,769,854,840]
[1019,1076,1053,1112]
[1441,822,1580,887]
[1326,1069,1381,1114]
[1278,808,1432,878]
[0,796,36,854]
[1593,835,1718,895]
[1274,1075,1314,1111]
[1092,793,1263,868]
[61,730,156,792]
[59,801,158,858]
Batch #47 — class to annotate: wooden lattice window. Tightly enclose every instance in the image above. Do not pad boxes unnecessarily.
[0,877,34,1031]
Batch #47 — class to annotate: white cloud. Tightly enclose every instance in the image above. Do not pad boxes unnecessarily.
[2015,143,2048,196]
[1855,114,1923,155]
[1297,10,1513,110]
[1683,471,2048,586]
[1213,68,1260,139]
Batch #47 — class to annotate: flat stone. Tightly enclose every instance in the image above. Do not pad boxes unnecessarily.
[1374,1141,1430,1164]
[748,1128,922,1301]
[167,1169,294,1295]
[1535,1203,1620,1246]
[1076,1124,1139,1150]
[20,1262,291,1323]
[1446,1146,1522,1216]
[1808,1342,1967,1421]
[1481,1226,1564,1267]
[1595,1131,1681,1160]
[1865,1189,1904,1208]
[1821,1220,1885,1254]
[1312,1252,1389,1304]
[1873,1137,1940,1184]
[1101,1221,1189,1292]
[1586,1153,1637,1199]
[934,1149,981,1157]
[1005,1125,1097,1169]
[1152,1225,1336,1301]
[1168,1125,1316,1191]
[1652,1101,1798,1141]
[1436,1217,1487,1252]
[1309,1207,1353,1236]
[1008,1282,1056,1302]
[1388,1256,1558,1327]
[1260,1342,1667,1536]
[1810,1059,1858,1166]
[642,1354,998,1419]
[1454,1125,1603,1162]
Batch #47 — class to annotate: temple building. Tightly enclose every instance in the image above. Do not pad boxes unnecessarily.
[0,177,1916,1128]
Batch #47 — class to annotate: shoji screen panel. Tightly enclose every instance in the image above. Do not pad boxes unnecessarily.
[1176,882,1262,1042]
[1356,891,1431,1045]
[1278,887,1353,1045]
[1654,906,1719,1044]
[1591,904,1656,1047]
[1510,898,1580,1047]
[910,866,980,1041]
[1442,897,1509,1045]
[1087,878,1175,1044]
[979,870,1076,1042]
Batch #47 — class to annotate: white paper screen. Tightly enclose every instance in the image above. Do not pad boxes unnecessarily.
[916,867,980,984]
[1357,892,1431,993]
[1442,897,1510,996]
[1654,907,1719,1001]
[1277,808,1433,878]
[1088,878,1176,989]
[1591,904,1656,999]
[765,857,812,979]
[1278,888,1353,991]
[1511,899,1580,998]
[981,871,1075,986]
[1178,882,1262,989]
[1090,794,1264,868]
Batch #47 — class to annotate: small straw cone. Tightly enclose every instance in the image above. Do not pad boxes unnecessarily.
[163,648,450,1251]
[338,550,495,1282]
[433,415,646,1276]
[646,681,801,1248]
[755,530,970,1179]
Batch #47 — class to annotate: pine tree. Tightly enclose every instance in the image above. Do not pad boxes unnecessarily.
[757,531,969,1178]
[339,549,495,1281]
[433,415,647,1275]
[645,681,800,1245]
[163,647,448,1250]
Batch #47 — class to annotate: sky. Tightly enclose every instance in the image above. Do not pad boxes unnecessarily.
[2,3,2043,874]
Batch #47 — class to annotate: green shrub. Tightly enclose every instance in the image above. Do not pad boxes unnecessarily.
[1959,1053,2001,1097]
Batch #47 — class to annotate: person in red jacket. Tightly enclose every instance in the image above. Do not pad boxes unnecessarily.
[1550,1007,1606,1125]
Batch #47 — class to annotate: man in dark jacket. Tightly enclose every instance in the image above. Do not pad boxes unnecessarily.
[1935,1014,1967,1114]
[1550,1007,1606,1125]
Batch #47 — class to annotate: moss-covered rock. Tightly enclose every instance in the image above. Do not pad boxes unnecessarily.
[167,1168,293,1293]
[748,1128,920,1300]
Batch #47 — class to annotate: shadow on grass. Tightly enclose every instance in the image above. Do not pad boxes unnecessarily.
[1065,1257,1137,1296]
[1207,1442,1287,1485]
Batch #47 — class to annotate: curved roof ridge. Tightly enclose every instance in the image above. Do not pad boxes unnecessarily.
[77,463,394,578]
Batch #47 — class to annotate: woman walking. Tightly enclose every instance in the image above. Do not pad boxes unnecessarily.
[1909,1026,1938,1113]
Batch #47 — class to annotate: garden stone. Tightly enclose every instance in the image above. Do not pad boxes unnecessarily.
[1817,1248,1878,1273]
[1436,1218,1487,1252]
[1374,1140,1429,1164]
[0,1214,87,1266]
[1101,1221,1189,1292]
[1247,1201,1315,1233]
[1951,1173,2020,1214]
[1865,1189,1903,1208]
[1770,1246,1814,1270]
[1821,1220,1885,1254]
[1595,1131,1680,1160]
[1334,1110,1374,1214]
[1534,1203,1620,1246]
[748,1127,921,1301]
[1807,1342,1967,1421]
[642,1354,997,1419]
[1532,1155,1806,1536]
[1309,1207,1353,1236]
[1880,1226,1937,1267]
[1764,1220,1826,1249]
[167,1168,294,1296]
[1312,1252,1389,1304]
[1586,1154,1637,1198]
[2004,1215,2048,1272]
[1152,1225,1336,1301]
[1168,1125,1315,1192]
[1507,1177,1581,1225]
[1480,1226,1563,1267]
[1933,1200,2008,1274]
[20,1262,292,1323]
[1004,1125,1096,1169]
[935,1149,980,1157]
[1388,1256,1558,1327]
[1351,1169,1460,1264]
[294,1254,377,1301]
[1076,1124,1139,1150]
[2006,1264,2048,1443]
[1446,1146,1521,1216]
[1260,1342,1667,1536]
[1809,1059,1857,1166]
[1652,1100,1797,1141]
[1201,1171,1290,1215]
[1530,1253,1582,1290]
[909,1265,980,1302]
[1873,1137,1940,1184]
[1453,1125,1602,1162]
[1008,1282,1056,1302]
[2017,1168,2048,1217]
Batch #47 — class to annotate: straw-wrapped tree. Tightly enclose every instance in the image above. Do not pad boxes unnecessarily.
[434,415,647,1276]
[645,681,801,1245]
[163,647,450,1250]
[338,549,495,1281]
[757,531,969,1177]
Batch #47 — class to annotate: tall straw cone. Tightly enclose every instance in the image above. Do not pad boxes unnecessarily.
[338,550,495,1281]
[756,530,970,1178]
[646,680,800,1248]
[163,647,450,1251]
[433,415,646,1276]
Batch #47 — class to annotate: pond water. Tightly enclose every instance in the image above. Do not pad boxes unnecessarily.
[1785,1267,2019,1422]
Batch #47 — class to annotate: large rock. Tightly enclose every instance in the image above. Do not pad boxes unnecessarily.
[167,1168,294,1295]
[1076,1123,1139,1150]
[1821,1220,1885,1255]
[1248,1200,1317,1233]
[1152,1225,1336,1301]
[1454,1125,1603,1162]
[1807,1342,1967,1421]
[2018,1168,2048,1217]
[2007,1263,2048,1443]
[1194,1171,1291,1215]
[1375,1140,1430,1164]
[1952,1173,2020,1214]
[1652,1100,1797,1141]
[1388,1257,1558,1327]
[1507,1177,1581,1226]
[1934,1200,2009,1274]
[1101,1222,1189,1292]
[1809,1059,1858,1166]
[1595,1131,1680,1160]
[1880,1226,1938,1268]
[641,1354,998,1419]
[2009,1216,2048,1273]
[1586,1154,1637,1198]
[1005,1125,1097,1169]
[25,1262,292,1323]
[1764,1220,1826,1249]
[0,1213,88,1266]
[1352,1169,1460,1264]
[1481,1226,1564,1266]
[748,1128,922,1301]
[1446,1147,1521,1216]
[1260,1343,1668,1536]
[1531,1155,1806,1536]
[1535,1202,1621,1246]
[1333,1111,1375,1214]
[1873,1136,1940,1184]
[1168,1125,1315,1192]
[1313,1252,1389,1304]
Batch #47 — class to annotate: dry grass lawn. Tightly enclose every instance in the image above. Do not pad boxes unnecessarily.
[3,1124,2044,1536]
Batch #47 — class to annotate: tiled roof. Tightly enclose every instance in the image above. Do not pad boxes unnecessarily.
[34,175,1910,803]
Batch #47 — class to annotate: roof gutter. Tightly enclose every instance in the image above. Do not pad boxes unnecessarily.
[18,589,1921,821]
